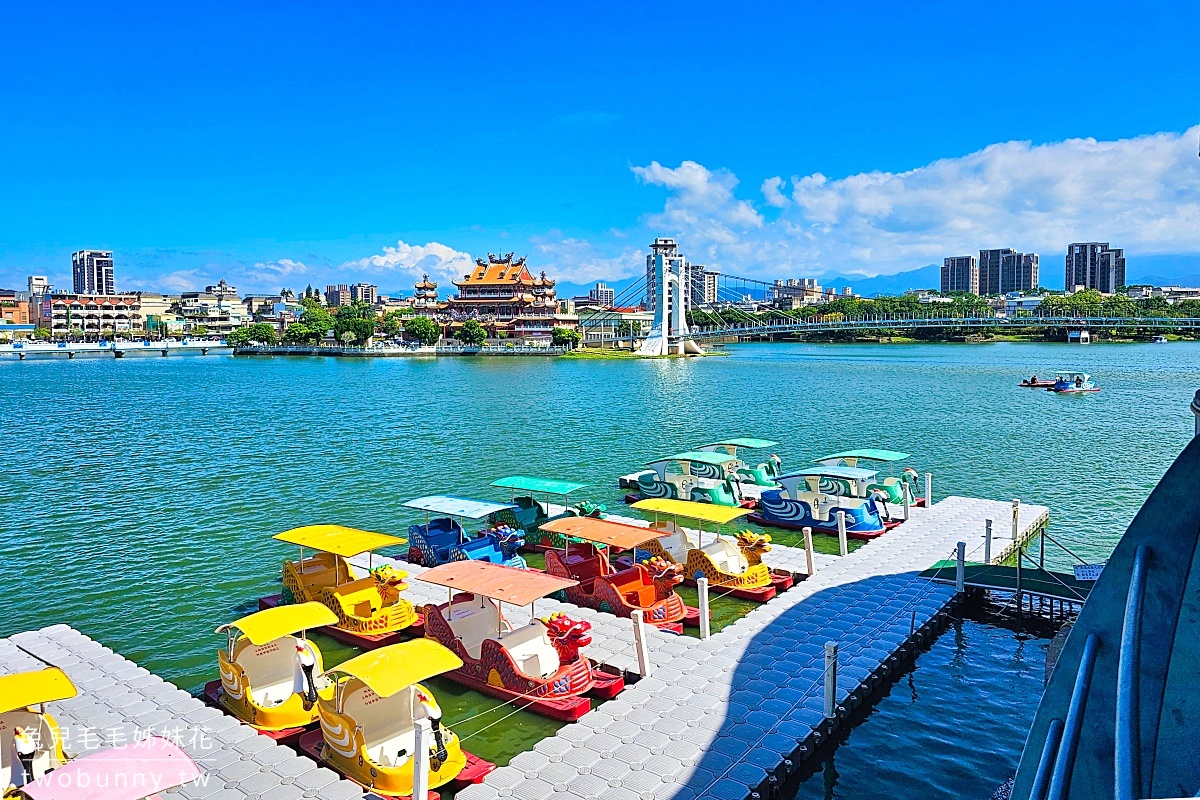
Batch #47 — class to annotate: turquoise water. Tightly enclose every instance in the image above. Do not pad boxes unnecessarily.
[3,342,1193,777]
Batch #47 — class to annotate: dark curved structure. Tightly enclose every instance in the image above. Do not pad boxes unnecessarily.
[1012,435,1200,799]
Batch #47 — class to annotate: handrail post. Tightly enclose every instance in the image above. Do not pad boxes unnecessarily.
[412,717,431,799]
[984,519,993,564]
[823,641,838,718]
[803,526,816,576]
[697,577,711,640]
[1115,546,1150,800]
[955,541,966,592]
[924,472,933,506]
[836,511,848,556]
[902,482,911,521]
[631,609,651,677]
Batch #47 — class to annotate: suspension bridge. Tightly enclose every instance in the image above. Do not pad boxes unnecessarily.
[575,268,1200,350]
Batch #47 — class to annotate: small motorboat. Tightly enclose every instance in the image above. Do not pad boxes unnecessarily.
[1152,334,1168,344]
[1047,371,1100,394]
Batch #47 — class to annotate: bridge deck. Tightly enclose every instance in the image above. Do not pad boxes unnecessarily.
[922,561,1092,602]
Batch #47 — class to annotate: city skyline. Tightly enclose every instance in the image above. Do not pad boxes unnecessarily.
[1,3,1199,294]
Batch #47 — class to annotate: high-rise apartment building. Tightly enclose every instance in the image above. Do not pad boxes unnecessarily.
[589,282,615,307]
[1065,243,1125,293]
[941,256,979,294]
[700,270,720,305]
[72,250,115,295]
[350,282,378,305]
[977,248,1039,294]
[325,284,351,307]
[1000,251,1039,294]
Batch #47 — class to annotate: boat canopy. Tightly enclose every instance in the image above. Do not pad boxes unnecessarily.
[0,668,77,715]
[817,448,909,463]
[403,495,518,519]
[631,497,753,525]
[490,476,589,496]
[18,737,201,800]
[274,525,406,557]
[417,561,577,606]
[215,602,338,645]
[779,466,879,481]
[646,450,737,467]
[1055,371,1091,380]
[540,516,669,549]
[324,640,463,698]
[701,437,777,450]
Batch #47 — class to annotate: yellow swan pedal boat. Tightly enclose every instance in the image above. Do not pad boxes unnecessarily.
[0,668,77,794]
[275,525,417,636]
[207,602,339,734]
[305,639,466,796]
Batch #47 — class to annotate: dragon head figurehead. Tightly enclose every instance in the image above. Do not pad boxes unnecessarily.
[640,556,684,598]
[371,564,409,601]
[539,611,592,662]
[735,530,772,566]
[484,525,526,558]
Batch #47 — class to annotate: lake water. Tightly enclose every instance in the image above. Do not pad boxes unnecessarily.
[3,341,1192,790]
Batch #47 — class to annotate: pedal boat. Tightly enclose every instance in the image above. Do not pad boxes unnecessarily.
[627,451,755,508]
[696,437,782,486]
[0,668,76,793]
[416,561,624,721]
[815,449,920,508]
[1047,371,1100,394]
[270,524,418,646]
[299,639,493,797]
[489,476,604,551]
[12,737,200,800]
[630,497,794,601]
[539,516,692,632]
[403,496,526,568]
[203,602,339,742]
[750,468,888,539]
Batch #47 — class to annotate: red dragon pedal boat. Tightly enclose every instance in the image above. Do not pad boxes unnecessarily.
[415,561,624,722]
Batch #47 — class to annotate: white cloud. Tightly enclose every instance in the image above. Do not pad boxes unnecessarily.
[252,258,309,277]
[343,240,474,284]
[632,126,1200,280]
[532,237,642,285]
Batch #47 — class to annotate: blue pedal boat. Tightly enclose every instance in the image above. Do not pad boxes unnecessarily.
[748,466,888,539]
[403,495,527,568]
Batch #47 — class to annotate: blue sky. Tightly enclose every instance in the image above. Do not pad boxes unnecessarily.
[2,1,1199,295]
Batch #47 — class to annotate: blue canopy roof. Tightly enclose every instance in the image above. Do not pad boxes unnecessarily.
[403,495,517,519]
[779,466,878,481]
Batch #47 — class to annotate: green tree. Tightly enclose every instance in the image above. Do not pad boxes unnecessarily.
[404,315,441,345]
[552,326,582,348]
[247,322,279,345]
[300,303,334,339]
[191,324,208,336]
[226,327,253,346]
[32,327,50,340]
[283,323,315,343]
[333,316,374,345]
[457,319,487,346]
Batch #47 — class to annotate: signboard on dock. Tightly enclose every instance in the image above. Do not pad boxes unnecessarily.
[1073,563,1104,582]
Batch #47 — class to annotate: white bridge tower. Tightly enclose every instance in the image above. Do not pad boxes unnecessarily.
[637,240,705,357]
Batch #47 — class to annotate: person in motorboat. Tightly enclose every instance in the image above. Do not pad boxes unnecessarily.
[1075,376,1083,388]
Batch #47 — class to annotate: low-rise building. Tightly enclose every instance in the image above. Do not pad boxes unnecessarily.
[325,284,351,307]
[576,306,654,344]
[1125,285,1200,303]
[446,253,577,340]
[48,294,144,334]
[177,291,247,335]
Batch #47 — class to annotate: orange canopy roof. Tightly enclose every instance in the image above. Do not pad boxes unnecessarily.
[539,516,668,550]
[416,561,576,605]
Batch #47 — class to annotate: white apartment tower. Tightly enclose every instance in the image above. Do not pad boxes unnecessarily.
[72,250,115,295]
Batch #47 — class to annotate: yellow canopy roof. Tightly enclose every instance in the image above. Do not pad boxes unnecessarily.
[631,498,752,525]
[325,639,463,698]
[215,602,339,645]
[274,524,406,557]
[0,668,78,715]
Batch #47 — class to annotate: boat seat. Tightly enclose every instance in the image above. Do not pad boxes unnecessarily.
[649,521,696,561]
[499,622,560,678]
[0,711,58,787]
[328,576,389,618]
[700,539,747,574]
[341,683,417,768]
[565,545,610,589]
[608,566,655,607]
[443,599,500,660]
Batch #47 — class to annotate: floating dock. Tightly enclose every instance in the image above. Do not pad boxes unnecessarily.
[454,496,1049,800]
[0,625,371,799]
[0,495,1048,800]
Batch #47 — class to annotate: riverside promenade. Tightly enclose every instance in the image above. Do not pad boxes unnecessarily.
[0,495,1047,800]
